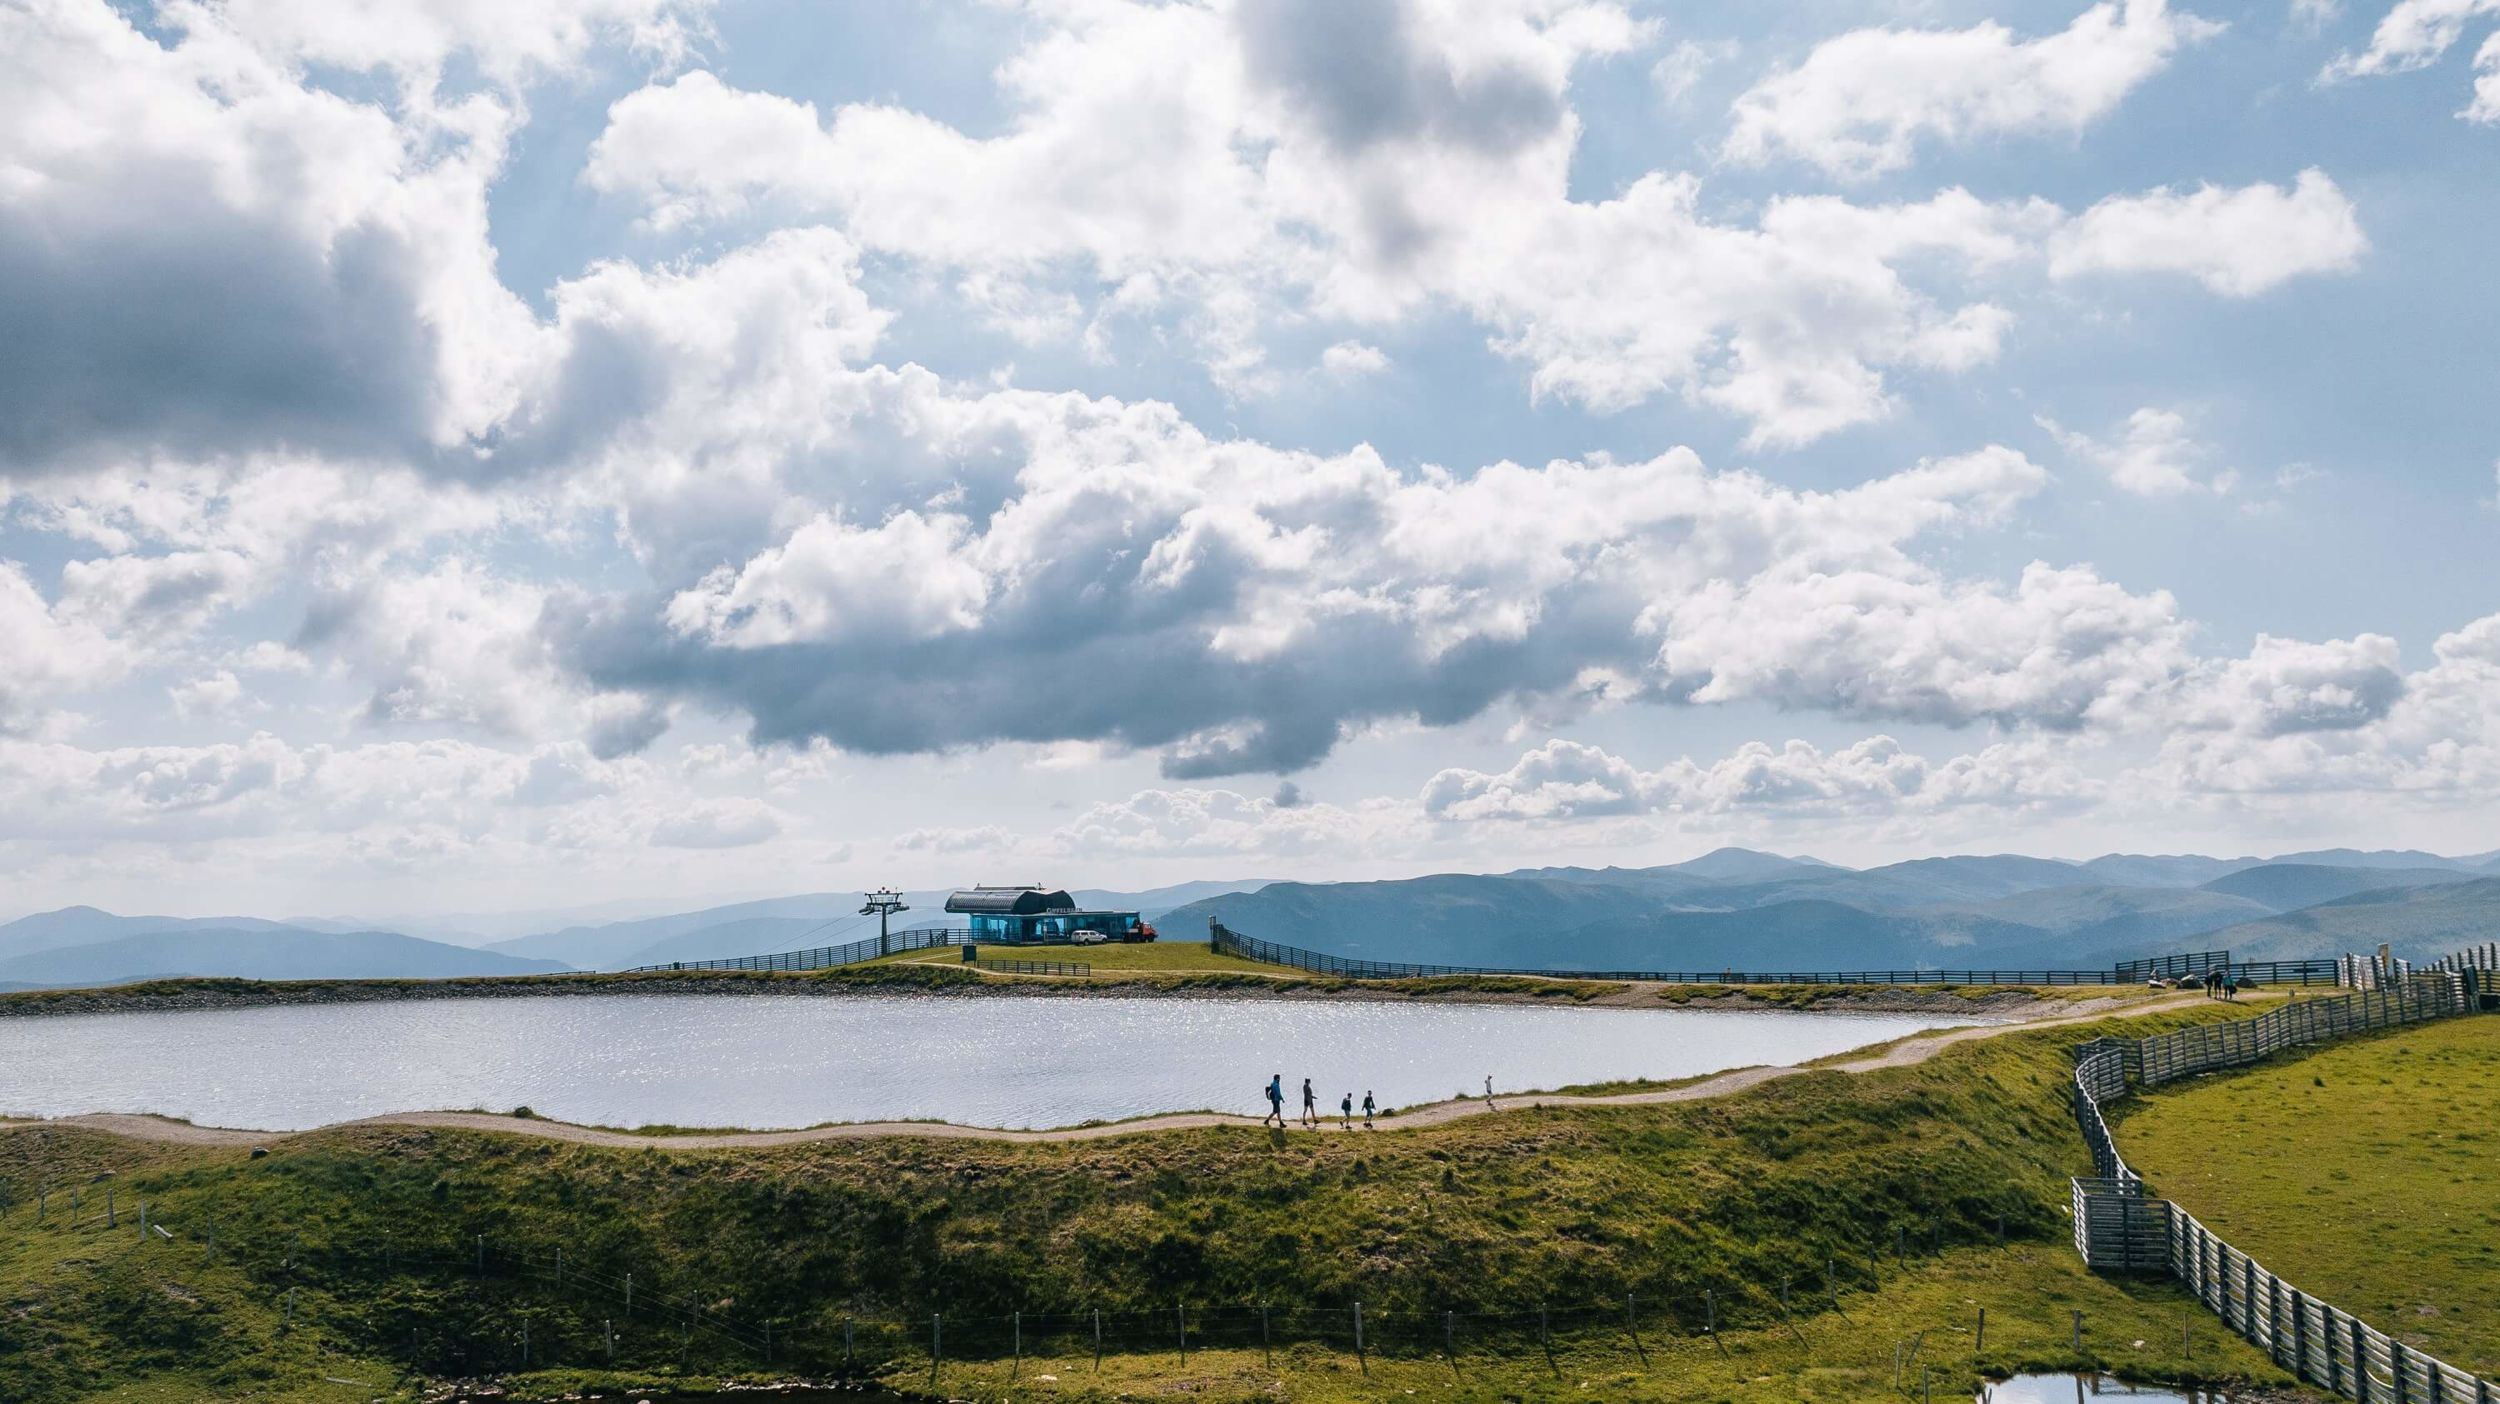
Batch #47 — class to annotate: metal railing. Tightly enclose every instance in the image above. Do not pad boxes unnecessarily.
[622,925,971,974]
[969,957,1093,976]
[1212,922,2276,988]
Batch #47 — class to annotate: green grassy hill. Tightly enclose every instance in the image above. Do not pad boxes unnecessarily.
[2114,1013,2500,1377]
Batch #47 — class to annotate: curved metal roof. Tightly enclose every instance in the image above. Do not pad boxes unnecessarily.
[944,887,1075,915]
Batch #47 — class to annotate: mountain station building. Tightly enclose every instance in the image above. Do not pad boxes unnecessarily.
[943,886,1153,943]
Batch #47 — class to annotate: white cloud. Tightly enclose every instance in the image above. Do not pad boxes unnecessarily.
[1423,733,2100,823]
[2177,633,2407,735]
[2142,615,2500,799]
[2040,406,2227,496]
[209,0,709,88]
[1320,340,1392,378]
[1651,38,1737,103]
[2324,0,2500,121]
[2048,168,2367,296]
[2475,30,2500,118]
[581,10,2050,447]
[0,561,125,735]
[1726,0,2219,180]
[169,669,248,720]
[0,0,542,475]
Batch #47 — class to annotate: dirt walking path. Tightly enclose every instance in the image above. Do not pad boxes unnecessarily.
[4,989,2264,1152]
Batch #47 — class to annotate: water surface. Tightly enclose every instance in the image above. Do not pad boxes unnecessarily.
[0,992,1968,1131]
[1981,1375,2235,1402]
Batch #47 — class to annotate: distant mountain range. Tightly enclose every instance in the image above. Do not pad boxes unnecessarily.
[1157,848,2500,973]
[6,848,2492,990]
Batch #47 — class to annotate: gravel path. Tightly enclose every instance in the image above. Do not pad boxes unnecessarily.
[2,990,2241,1150]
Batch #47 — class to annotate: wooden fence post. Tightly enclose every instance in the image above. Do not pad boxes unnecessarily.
[1353,1301,1366,1375]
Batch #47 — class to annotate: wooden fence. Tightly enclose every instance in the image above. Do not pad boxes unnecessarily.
[2132,978,2469,1087]
[2066,963,2495,1401]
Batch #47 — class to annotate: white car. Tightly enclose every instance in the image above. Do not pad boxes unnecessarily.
[1068,929,1111,946]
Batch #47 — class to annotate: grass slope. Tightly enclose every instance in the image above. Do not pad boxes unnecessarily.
[0,1002,2305,1402]
[2114,1013,2500,1377]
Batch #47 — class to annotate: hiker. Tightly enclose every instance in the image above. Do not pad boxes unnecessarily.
[1485,1073,1496,1108]
[1340,1092,1354,1130]
[1362,1090,1376,1129]
[1301,1076,1318,1129]
[1263,1073,1285,1127]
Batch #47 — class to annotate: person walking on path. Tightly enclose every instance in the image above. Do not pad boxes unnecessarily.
[1300,1077,1318,1129]
[1263,1074,1285,1127]
[1340,1092,1354,1130]
[1362,1091,1376,1130]
[1484,1074,1497,1110]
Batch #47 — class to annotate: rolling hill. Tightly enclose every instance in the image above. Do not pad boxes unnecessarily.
[2195,863,2479,912]
[0,927,568,988]
[2200,878,2500,962]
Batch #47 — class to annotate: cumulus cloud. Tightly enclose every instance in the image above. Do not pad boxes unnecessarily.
[2040,406,2229,496]
[169,669,248,720]
[583,8,2048,447]
[1321,341,1392,378]
[0,0,541,476]
[0,562,125,735]
[2324,0,2500,122]
[1423,734,2099,823]
[1725,0,2219,179]
[2143,614,2500,799]
[2048,169,2367,296]
[2177,633,2407,735]
[544,326,2220,776]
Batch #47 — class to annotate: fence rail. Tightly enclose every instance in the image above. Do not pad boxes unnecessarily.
[622,925,971,974]
[1211,923,2303,988]
[971,957,1092,976]
[2066,955,2496,1402]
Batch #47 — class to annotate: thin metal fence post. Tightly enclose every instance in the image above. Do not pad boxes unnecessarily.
[931,1312,942,1386]
[1976,1307,1986,1356]
[1096,1308,1105,1372]
[1540,1302,1557,1376]
[1626,1293,1647,1365]
[1012,1311,1021,1376]
[1354,1300,1366,1375]
[1444,1309,1457,1373]
[1177,1302,1187,1362]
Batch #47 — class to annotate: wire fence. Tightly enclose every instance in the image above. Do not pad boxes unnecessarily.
[1211,923,2340,988]
[2065,953,2497,1402]
[621,925,970,974]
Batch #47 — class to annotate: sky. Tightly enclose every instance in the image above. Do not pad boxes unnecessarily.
[3,0,2499,921]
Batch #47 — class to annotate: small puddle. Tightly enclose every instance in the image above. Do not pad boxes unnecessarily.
[1980,1375,2236,1403]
